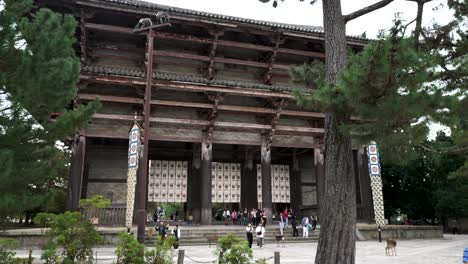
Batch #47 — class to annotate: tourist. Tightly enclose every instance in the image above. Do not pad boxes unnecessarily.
[243,208,248,226]
[251,208,257,226]
[255,222,266,248]
[245,223,254,248]
[153,208,159,223]
[311,215,317,231]
[279,218,284,235]
[291,215,299,238]
[171,224,181,241]
[262,208,267,227]
[223,208,230,225]
[302,216,309,238]
[231,210,237,225]
[156,221,167,239]
[187,214,193,226]
[282,208,289,229]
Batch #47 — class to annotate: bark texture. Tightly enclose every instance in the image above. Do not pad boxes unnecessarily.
[315,0,357,263]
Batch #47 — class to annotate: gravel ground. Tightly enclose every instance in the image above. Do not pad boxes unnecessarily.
[14,234,468,264]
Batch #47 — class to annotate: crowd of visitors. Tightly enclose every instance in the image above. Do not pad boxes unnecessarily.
[151,205,318,249]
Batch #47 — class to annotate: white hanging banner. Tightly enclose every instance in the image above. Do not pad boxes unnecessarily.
[125,123,141,229]
[367,142,385,226]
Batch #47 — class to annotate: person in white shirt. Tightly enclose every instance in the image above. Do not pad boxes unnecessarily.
[255,222,266,248]
[302,216,309,238]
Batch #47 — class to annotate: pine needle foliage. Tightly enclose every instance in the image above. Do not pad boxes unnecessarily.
[291,3,467,164]
[0,0,99,221]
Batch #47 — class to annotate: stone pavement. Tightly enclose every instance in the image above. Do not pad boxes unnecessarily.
[14,234,468,264]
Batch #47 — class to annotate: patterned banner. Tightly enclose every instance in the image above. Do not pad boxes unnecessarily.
[148,160,188,203]
[125,124,140,229]
[367,142,385,226]
[212,162,241,203]
[257,164,291,203]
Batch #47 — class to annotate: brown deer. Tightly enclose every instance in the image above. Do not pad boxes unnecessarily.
[385,239,397,256]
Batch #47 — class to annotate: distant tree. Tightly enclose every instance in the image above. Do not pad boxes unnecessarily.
[0,0,99,224]
[382,132,465,222]
[259,0,465,263]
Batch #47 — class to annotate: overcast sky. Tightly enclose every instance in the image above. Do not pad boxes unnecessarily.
[144,0,453,38]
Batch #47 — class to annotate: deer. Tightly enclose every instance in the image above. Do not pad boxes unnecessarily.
[385,239,397,256]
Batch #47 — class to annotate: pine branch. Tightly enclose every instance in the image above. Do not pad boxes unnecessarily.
[418,143,468,155]
[343,0,395,23]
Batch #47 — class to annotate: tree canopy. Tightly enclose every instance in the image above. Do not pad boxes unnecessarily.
[0,0,99,222]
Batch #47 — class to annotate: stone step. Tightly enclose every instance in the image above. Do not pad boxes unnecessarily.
[144,227,319,245]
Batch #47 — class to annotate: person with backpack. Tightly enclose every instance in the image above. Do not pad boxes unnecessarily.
[302,216,309,238]
[255,222,266,248]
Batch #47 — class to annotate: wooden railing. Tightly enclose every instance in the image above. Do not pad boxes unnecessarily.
[357,205,374,223]
[82,207,126,226]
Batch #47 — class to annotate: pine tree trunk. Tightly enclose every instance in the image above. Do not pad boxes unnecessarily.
[315,0,357,263]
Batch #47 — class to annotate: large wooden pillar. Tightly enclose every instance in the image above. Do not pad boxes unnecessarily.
[261,136,273,224]
[358,146,374,222]
[66,135,86,211]
[291,149,301,217]
[314,147,325,220]
[200,135,213,225]
[241,147,257,210]
[189,143,202,223]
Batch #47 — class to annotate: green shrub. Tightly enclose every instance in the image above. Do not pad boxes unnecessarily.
[40,212,102,263]
[0,239,18,264]
[145,236,175,264]
[255,258,268,264]
[34,213,54,233]
[115,233,144,264]
[216,234,253,264]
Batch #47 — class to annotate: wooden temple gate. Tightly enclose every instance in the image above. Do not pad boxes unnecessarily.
[38,0,376,240]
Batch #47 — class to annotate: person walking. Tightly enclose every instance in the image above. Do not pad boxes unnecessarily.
[291,215,299,238]
[245,223,254,248]
[302,216,309,238]
[156,221,167,239]
[255,222,266,248]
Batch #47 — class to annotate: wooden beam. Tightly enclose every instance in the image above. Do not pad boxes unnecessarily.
[84,22,326,59]
[80,73,295,99]
[78,93,325,118]
[91,113,324,135]
[153,50,290,70]
[84,123,320,148]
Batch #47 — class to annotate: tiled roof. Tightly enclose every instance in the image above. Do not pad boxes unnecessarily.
[82,65,293,92]
[77,0,367,41]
